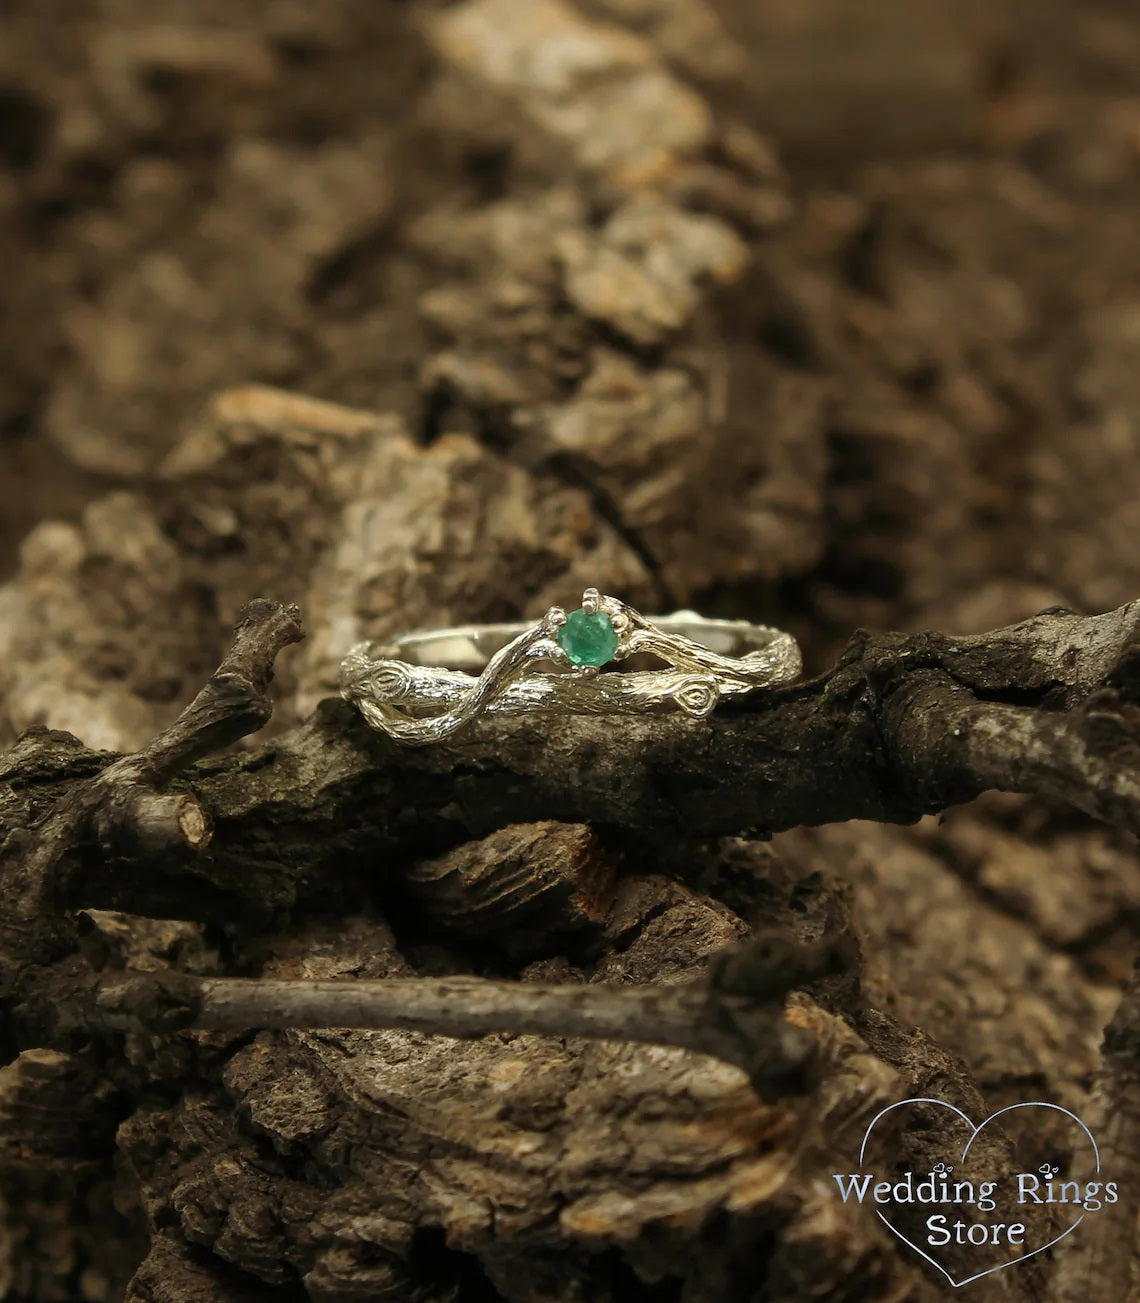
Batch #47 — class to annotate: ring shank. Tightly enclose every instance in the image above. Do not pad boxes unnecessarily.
[342,602,801,744]
[381,613,786,673]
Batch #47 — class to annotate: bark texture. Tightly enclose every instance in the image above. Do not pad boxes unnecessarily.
[2,1,1140,1301]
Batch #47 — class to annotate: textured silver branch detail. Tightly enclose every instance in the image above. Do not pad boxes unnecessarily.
[340,592,801,745]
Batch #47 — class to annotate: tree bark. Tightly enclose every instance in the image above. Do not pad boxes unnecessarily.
[2,0,1140,1300]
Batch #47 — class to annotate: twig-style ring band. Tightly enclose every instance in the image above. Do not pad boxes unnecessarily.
[340,589,801,746]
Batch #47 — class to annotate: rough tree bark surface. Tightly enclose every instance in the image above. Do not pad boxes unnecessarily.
[2,1,1140,1301]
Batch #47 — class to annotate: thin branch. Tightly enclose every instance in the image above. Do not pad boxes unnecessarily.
[102,596,305,787]
[91,932,852,1099]
[0,599,303,1010]
[90,790,213,856]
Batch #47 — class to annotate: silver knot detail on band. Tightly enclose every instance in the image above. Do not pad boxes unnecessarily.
[339,588,801,746]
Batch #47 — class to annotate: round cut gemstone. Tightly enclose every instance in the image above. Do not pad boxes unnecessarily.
[558,607,619,667]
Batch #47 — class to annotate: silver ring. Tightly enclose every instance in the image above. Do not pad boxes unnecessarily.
[340,588,801,746]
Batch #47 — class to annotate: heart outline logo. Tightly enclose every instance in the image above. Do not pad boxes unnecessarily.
[858,1098,1100,1289]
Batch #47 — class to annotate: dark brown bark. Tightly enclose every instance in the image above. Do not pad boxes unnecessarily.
[2,1,1140,1301]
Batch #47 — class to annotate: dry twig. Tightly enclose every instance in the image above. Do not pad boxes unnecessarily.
[92,932,854,1099]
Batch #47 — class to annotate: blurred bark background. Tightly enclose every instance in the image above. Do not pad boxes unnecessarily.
[2,0,1140,1299]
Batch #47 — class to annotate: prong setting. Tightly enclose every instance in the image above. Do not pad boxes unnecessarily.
[529,632,571,667]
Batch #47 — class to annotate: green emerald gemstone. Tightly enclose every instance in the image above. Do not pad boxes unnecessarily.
[558,607,619,667]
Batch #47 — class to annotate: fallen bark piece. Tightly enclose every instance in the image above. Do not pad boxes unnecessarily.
[110,888,937,1303]
[556,196,749,346]
[426,0,713,186]
[404,821,618,957]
